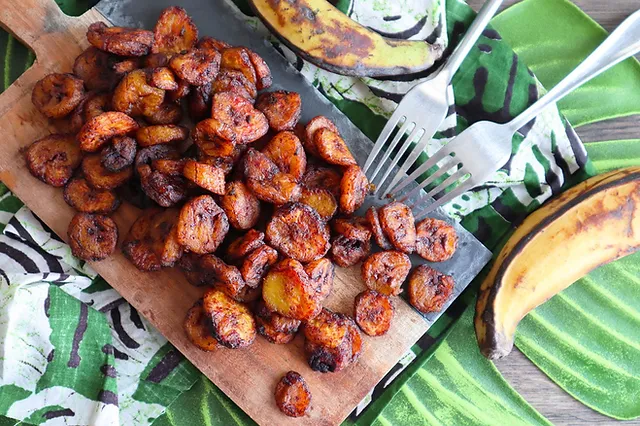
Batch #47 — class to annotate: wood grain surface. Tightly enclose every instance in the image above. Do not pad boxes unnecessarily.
[467,1,640,424]
[0,1,432,425]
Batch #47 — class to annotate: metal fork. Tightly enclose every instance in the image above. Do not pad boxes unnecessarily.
[363,0,504,197]
[390,8,640,221]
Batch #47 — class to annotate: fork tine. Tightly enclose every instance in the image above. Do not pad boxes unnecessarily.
[398,158,459,203]
[372,125,423,196]
[414,174,472,221]
[382,130,432,199]
[363,110,406,173]
[425,167,467,199]
[369,119,414,185]
[387,143,455,197]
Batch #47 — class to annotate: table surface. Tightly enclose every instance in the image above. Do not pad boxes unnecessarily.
[466,1,640,425]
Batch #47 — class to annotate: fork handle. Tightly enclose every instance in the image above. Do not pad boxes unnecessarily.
[442,0,504,81]
[508,9,640,132]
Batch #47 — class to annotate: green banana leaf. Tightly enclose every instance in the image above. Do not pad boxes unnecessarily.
[585,139,640,173]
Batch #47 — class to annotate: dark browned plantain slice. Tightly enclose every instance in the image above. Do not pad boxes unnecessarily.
[202,288,256,349]
[152,6,199,55]
[169,48,221,86]
[354,290,394,336]
[87,22,154,56]
[274,371,312,417]
[68,213,118,261]
[314,127,356,166]
[63,177,120,214]
[184,300,219,352]
[262,131,306,181]
[182,160,226,195]
[408,265,454,314]
[220,181,261,230]
[415,218,458,262]
[25,134,82,187]
[225,229,265,262]
[255,91,301,132]
[240,245,278,288]
[361,250,411,296]
[82,154,133,190]
[32,73,85,119]
[339,165,369,214]
[176,195,229,254]
[100,136,137,172]
[379,201,416,254]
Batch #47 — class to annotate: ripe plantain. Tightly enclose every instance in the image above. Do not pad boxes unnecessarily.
[475,167,640,360]
[248,0,443,77]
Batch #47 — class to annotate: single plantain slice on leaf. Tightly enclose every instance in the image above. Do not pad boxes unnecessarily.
[475,167,640,360]
[248,0,443,77]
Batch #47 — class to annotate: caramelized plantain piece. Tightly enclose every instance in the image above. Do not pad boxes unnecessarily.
[63,177,120,214]
[135,144,180,170]
[78,111,139,152]
[314,127,356,166]
[366,206,392,250]
[408,265,454,314]
[301,165,342,198]
[220,181,261,230]
[193,119,236,157]
[68,213,118,261]
[32,73,85,119]
[262,131,306,180]
[167,78,191,102]
[197,36,231,51]
[87,22,154,56]
[332,217,372,242]
[187,82,213,122]
[339,165,369,214]
[25,134,82,187]
[234,284,263,303]
[241,245,278,287]
[346,318,363,362]
[100,136,137,172]
[182,160,226,195]
[304,116,339,156]
[184,300,218,352]
[255,91,301,132]
[247,50,272,90]
[330,235,371,267]
[148,67,179,90]
[379,201,416,254]
[138,164,188,207]
[144,53,170,68]
[82,154,133,190]
[73,47,117,92]
[266,203,330,263]
[304,309,357,372]
[275,371,311,417]
[415,218,458,262]
[151,158,188,176]
[135,124,189,147]
[212,92,269,143]
[255,301,300,344]
[304,308,348,347]
[177,195,229,254]
[83,93,111,121]
[111,58,141,75]
[361,251,411,296]
[247,172,302,205]
[354,290,394,336]
[305,339,352,374]
[262,259,322,321]
[145,102,183,125]
[220,47,257,86]
[298,187,337,221]
[152,6,198,55]
[179,252,214,286]
[225,229,265,262]
[243,148,279,181]
[112,69,165,117]
[200,254,246,299]
[212,69,257,101]
[304,258,334,299]
[202,288,256,348]
[169,48,221,86]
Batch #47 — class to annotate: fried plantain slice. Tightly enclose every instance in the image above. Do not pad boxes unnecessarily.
[255,91,301,132]
[247,50,272,90]
[182,160,226,195]
[304,116,340,156]
[87,22,154,56]
[415,218,458,262]
[340,165,369,214]
[220,181,261,230]
[266,203,330,263]
[304,338,352,374]
[301,165,342,198]
[220,47,257,86]
[274,371,311,417]
[179,252,214,286]
[193,119,236,157]
[202,288,256,348]
[135,124,189,147]
[212,92,269,143]
[247,172,302,205]
[212,69,257,101]
[100,136,137,172]
[167,78,191,102]
[379,201,416,254]
[262,259,322,321]
[63,177,120,214]
[225,229,265,262]
[243,148,278,181]
[366,206,392,250]
[25,134,82,187]
[112,69,165,117]
[298,187,337,221]
[145,102,183,125]
[330,235,371,268]
[148,67,179,90]
[241,244,278,288]
[152,6,198,55]
[32,73,85,119]
[354,290,394,336]
[169,48,221,86]
[138,164,188,207]
[304,309,355,372]
[314,128,356,166]
[135,144,180,170]
[408,265,454,314]
[68,213,118,261]
[187,82,213,122]
[83,93,111,121]
[197,36,231,51]
[255,301,300,344]
[82,154,133,190]
[72,47,117,92]
[304,258,334,300]
[200,254,246,299]
[346,318,363,363]
[151,158,188,176]
[111,58,141,75]
[361,250,411,296]
[184,300,219,351]
[177,195,229,254]
[144,53,170,68]
[78,111,139,152]
[262,131,306,180]
[332,217,372,242]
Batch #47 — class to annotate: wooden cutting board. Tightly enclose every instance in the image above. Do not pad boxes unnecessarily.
[0,0,432,424]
